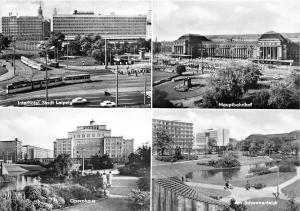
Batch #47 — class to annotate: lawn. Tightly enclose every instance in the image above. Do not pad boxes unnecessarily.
[191,186,231,198]
[59,56,98,66]
[0,65,8,76]
[154,78,208,100]
[153,71,176,82]
[109,176,138,196]
[245,197,298,211]
[282,179,300,198]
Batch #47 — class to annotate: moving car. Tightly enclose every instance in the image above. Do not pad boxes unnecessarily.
[100,100,116,107]
[72,97,88,105]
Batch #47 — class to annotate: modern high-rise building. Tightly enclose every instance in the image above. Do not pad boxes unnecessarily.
[195,129,230,149]
[1,5,51,40]
[54,120,134,159]
[152,119,194,154]
[53,10,147,41]
[22,145,53,159]
[0,138,22,163]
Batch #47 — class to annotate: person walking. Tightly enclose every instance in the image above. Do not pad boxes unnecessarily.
[107,171,112,188]
[245,180,251,191]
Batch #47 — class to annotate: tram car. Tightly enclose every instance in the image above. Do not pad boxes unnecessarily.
[20,56,45,71]
[6,74,91,94]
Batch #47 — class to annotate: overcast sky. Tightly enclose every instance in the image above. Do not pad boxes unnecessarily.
[153,109,300,141]
[0,108,151,150]
[154,0,300,41]
[0,0,151,32]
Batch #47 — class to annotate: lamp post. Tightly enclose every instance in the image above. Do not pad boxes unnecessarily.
[12,37,16,76]
[115,62,119,107]
[276,159,280,197]
[82,148,85,176]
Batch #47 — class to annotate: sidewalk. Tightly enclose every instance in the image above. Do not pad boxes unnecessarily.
[187,167,300,203]
[60,174,139,211]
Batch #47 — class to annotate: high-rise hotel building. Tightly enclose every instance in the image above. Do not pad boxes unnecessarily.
[152,119,194,154]
[1,5,51,40]
[54,120,134,159]
[53,10,148,41]
[195,129,230,149]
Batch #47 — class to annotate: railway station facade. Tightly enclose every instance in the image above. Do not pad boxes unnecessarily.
[172,31,300,65]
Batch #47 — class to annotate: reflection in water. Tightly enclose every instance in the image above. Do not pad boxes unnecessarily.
[187,162,275,183]
[0,171,41,192]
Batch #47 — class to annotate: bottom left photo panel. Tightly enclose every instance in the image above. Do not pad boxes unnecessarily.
[0,108,151,211]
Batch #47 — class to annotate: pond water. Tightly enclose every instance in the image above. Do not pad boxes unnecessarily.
[186,162,276,183]
[0,171,41,192]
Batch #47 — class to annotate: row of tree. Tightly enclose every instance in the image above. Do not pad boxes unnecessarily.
[44,32,151,64]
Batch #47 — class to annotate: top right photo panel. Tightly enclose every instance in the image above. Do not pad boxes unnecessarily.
[152,0,300,109]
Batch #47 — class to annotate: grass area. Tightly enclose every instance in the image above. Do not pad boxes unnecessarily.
[191,186,231,198]
[0,65,8,76]
[154,78,208,100]
[282,179,300,198]
[193,172,297,188]
[245,197,297,211]
[109,177,138,196]
[153,71,176,82]
[59,56,98,66]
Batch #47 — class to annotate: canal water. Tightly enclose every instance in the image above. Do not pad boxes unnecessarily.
[0,171,41,192]
[186,162,276,183]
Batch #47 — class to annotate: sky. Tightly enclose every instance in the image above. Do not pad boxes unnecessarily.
[0,0,151,32]
[153,109,300,141]
[154,0,300,41]
[0,108,152,150]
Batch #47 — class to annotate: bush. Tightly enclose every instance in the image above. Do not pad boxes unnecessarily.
[32,200,52,211]
[252,183,266,189]
[155,156,178,163]
[51,184,97,206]
[137,175,150,191]
[175,65,186,75]
[128,190,150,211]
[24,185,42,201]
[249,166,272,175]
[279,161,296,172]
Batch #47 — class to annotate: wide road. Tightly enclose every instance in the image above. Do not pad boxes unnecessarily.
[0,74,151,107]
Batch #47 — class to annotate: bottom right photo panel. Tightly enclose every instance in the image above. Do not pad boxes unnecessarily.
[152,109,300,211]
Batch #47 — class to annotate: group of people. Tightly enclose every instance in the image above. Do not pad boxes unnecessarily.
[98,171,113,190]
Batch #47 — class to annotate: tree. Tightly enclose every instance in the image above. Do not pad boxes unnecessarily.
[175,65,186,75]
[154,129,174,156]
[202,63,262,107]
[91,49,103,64]
[208,138,217,154]
[252,90,270,108]
[136,145,151,166]
[0,34,11,53]
[174,146,183,160]
[268,82,299,109]
[90,154,114,170]
[48,154,73,177]
[47,32,65,60]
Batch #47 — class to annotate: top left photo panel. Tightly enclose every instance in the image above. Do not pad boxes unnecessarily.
[0,0,151,107]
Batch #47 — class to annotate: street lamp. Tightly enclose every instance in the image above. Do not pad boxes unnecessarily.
[37,42,50,105]
[276,159,280,197]
[82,148,85,176]
[12,37,16,76]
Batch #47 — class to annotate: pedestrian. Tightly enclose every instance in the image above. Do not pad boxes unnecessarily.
[107,171,112,188]
[102,172,107,190]
[245,180,250,191]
